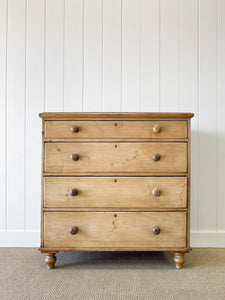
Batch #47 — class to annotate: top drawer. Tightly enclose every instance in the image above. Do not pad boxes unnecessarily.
[45,121,187,139]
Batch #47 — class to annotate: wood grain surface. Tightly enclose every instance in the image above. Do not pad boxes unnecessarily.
[44,142,187,173]
[44,211,187,248]
[44,176,187,208]
[45,120,187,139]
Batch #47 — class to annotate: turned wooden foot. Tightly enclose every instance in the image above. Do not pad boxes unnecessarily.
[173,252,185,269]
[45,253,57,269]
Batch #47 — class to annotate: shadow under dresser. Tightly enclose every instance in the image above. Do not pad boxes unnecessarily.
[39,112,194,269]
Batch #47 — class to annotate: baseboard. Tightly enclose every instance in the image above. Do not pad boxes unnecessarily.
[0,231,40,247]
[190,232,225,248]
[0,231,225,247]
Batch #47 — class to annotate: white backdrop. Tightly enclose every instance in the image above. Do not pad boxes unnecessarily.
[0,0,224,247]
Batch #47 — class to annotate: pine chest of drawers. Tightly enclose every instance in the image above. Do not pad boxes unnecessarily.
[39,112,194,269]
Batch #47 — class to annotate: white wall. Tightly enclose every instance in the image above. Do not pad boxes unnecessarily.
[0,0,224,247]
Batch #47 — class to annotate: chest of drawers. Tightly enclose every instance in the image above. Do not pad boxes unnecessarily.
[39,112,194,269]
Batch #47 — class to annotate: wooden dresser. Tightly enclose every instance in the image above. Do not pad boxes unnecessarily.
[39,112,194,269]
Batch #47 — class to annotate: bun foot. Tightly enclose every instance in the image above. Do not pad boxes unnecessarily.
[173,252,185,269]
[45,253,57,269]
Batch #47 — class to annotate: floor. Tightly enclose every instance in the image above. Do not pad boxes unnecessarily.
[0,248,224,300]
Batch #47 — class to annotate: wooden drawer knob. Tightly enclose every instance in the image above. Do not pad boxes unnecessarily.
[71,153,79,161]
[70,226,78,235]
[152,226,160,235]
[70,188,79,196]
[152,188,160,197]
[71,125,79,133]
[153,124,161,134]
[152,153,161,161]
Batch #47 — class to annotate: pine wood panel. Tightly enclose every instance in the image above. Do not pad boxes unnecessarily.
[44,142,187,173]
[39,112,194,119]
[44,172,188,177]
[44,211,187,248]
[44,138,189,143]
[40,247,191,252]
[45,120,187,139]
[44,176,187,208]
[44,208,187,212]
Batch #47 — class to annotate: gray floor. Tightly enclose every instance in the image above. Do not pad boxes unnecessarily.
[0,248,224,300]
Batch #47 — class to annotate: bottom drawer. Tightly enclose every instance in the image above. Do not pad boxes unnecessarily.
[44,212,186,248]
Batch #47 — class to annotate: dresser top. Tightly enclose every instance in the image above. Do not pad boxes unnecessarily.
[39,112,194,120]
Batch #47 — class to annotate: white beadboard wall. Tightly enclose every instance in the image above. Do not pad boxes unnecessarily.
[0,0,225,247]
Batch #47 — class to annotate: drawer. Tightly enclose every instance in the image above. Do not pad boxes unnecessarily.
[45,120,187,139]
[44,212,187,248]
[44,177,187,208]
[44,142,187,173]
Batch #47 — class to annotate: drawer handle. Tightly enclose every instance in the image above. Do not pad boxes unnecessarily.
[152,153,161,161]
[70,188,79,196]
[71,153,79,161]
[152,226,160,235]
[152,188,160,197]
[70,226,78,235]
[153,124,161,134]
[71,125,79,133]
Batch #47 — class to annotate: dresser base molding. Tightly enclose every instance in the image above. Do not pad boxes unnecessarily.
[39,248,191,252]
[39,249,190,269]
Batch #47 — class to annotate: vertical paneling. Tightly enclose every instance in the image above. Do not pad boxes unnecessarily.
[45,0,64,111]
[122,0,141,112]
[64,0,83,112]
[160,0,179,111]
[0,0,7,231]
[83,0,102,111]
[217,0,225,231]
[0,0,225,246]
[7,0,26,231]
[141,0,160,112]
[198,0,218,231]
[102,0,121,111]
[26,0,45,231]
[179,0,198,231]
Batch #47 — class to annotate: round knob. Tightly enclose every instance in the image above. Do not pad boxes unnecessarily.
[71,153,79,161]
[152,153,161,161]
[153,124,161,134]
[70,226,78,235]
[152,226,160,235]
[71,125,79,133]
[70,188,79,196]
[152,188,160,197]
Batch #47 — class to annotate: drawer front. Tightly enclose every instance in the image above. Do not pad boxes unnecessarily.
[45,142,187,173]
[44,212,187,248]
[44,177,187,208]
[45,120,187,139]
